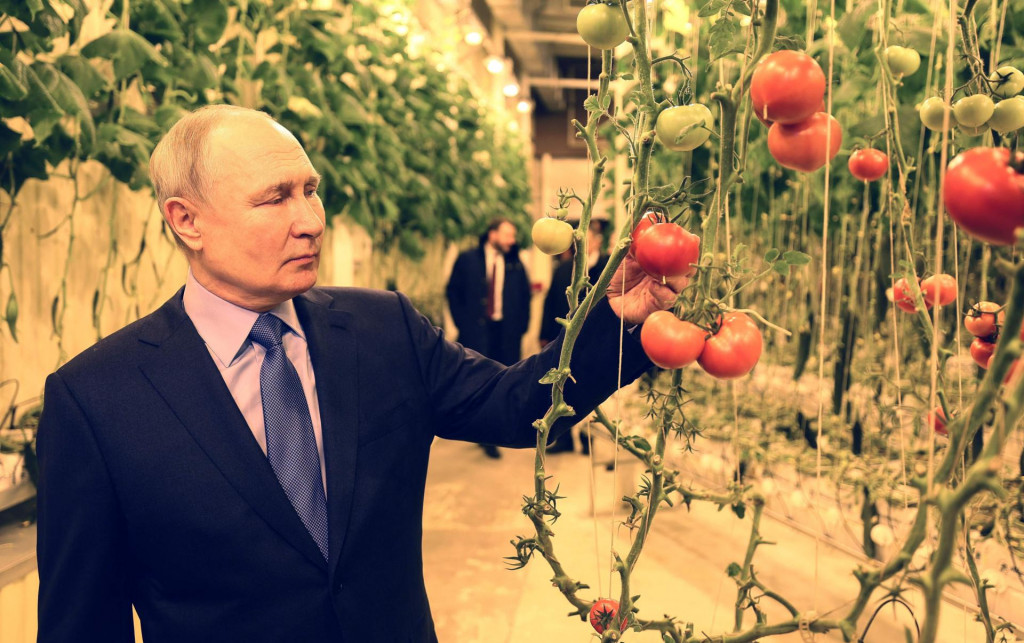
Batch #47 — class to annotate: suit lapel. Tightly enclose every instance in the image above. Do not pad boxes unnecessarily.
[294,290,359,575]
[137,293,328,570]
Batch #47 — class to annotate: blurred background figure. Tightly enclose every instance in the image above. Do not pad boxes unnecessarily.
[540,217,610,454]
[446,217,533,458]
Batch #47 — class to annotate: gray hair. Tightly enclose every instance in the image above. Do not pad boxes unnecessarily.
[149,104,274,216]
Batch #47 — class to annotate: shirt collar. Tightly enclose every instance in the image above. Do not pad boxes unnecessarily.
[182,270,305,367]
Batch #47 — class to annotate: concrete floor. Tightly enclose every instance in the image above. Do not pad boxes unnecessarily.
[421,436,995,643]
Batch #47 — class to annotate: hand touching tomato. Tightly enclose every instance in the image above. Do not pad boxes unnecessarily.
[640,311,706,369]
[632,222,701,280]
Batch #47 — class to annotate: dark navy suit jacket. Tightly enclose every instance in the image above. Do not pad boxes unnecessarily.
[36,286,651,642]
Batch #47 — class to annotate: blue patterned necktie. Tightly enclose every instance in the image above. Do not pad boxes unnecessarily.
[249,313,329,560]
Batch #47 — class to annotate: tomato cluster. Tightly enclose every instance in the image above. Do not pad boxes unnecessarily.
[892,274,957,313]
[963,300,1016,369]
[641,311,763,379]
[751,51,842,173]
[919,66,1024,136]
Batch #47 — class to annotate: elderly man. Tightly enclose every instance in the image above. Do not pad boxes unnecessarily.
[35,105,681,642]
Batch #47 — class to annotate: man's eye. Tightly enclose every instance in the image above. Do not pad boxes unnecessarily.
[265,196,284,205]
[305,187,319,197]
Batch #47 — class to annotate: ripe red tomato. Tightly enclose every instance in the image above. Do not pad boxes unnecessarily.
[589,598,626,634]
[848,148,889,182]
[630,210,667,256]
[970,337,995,369]
[767,113,842,173]
[920,274,958,307]
[697,312,763,379]
[893,277,929,313]
[943,147,1024,246]
[964,301,1001,338]
[640,311,707,369]
[750,50,826,125]
[927,406,948,436]
[633,222,701,279]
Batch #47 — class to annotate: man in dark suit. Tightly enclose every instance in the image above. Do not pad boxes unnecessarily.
[445,218,532,367]
[35,105,683,642]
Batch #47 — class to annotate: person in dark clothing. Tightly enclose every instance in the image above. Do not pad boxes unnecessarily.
[541,218,610,454]
[446,217,533,457]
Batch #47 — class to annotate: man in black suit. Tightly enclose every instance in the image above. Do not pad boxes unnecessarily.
[445,217,532,367]
[35,105,683,642]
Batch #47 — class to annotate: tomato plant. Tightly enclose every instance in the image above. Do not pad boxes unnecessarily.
[532,218,574,255]
[943,147,1024,245]
[848,148,888,181]
[589,598,626,634]
[989,96,1024,134]
[656,104,714,151]
[640,311,707,369]
[965,301,1001,338]
[576,2,628,50]
[767,113,842,173]
[919,97,952,131]
[920,274,957,307]
[971,337,996,369]
[893,277,928,313]
[697,312,763,379]
[989,65,1024,98]
[953,94,995,128]
[633,222,701,279]
[750,50,826,124]
[884,46,921,77]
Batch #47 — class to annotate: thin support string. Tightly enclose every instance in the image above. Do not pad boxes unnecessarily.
[583,44,606,601]
[812,0,838,614]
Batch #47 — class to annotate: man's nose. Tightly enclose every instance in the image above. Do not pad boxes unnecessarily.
[293,197,325,237]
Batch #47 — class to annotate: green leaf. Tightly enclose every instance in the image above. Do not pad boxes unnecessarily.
[5,292,17,342]
[189,0,229,45]
[0,60,28,100]
[698,0,731,17]
[773,262,790,276]
[725,562,742,577]
[57,54,109,98]
[81,29,167,81]
[583,94,603,114]
[731,502,746,519]
[539,368,569,385]
[25,0,45,20]
[708,17,742,62]
[783,250,811,266]
[31,62,95,152]
[764,248,780,263]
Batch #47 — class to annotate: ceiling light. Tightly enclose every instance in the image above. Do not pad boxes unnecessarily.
[516,99,532,113]
[503,82,520,97]
[485,56,506,74]
[464,30,484,46]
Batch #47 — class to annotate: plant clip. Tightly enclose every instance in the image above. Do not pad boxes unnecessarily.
[798,610,818,642]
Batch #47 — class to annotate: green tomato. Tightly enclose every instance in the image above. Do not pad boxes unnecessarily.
[953,94,995,128]
[988,66,1024,98]
[919,97,951,131]
[576,2,629,50]
[885,46,921,77]
[989,96,1024,133]
[655,104,714,151]
[532,218,574,255]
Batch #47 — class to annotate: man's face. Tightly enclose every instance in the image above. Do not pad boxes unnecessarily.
[489,221,517,254]
[188,116,326,311]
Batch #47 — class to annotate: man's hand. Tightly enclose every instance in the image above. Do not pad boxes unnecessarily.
[607,253,689,325]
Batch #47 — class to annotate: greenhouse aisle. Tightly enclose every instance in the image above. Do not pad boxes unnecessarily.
[422,434,991,643]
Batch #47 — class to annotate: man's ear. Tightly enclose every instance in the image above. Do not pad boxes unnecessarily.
[163,198,203,252]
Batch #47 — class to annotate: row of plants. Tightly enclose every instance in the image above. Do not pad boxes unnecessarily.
[521,0,1024,640]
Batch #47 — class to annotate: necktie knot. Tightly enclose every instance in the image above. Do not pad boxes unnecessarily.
[250,313,284,349]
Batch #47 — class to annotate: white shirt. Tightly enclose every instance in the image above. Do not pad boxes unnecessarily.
[483,244,505,321]
[182,271,327,494]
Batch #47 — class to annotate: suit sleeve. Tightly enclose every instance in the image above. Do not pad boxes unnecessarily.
[36,372,135,642]
[445,254,469,330]
[397,291,652,446]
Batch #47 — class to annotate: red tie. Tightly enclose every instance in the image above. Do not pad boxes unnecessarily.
[486,258,496,319]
